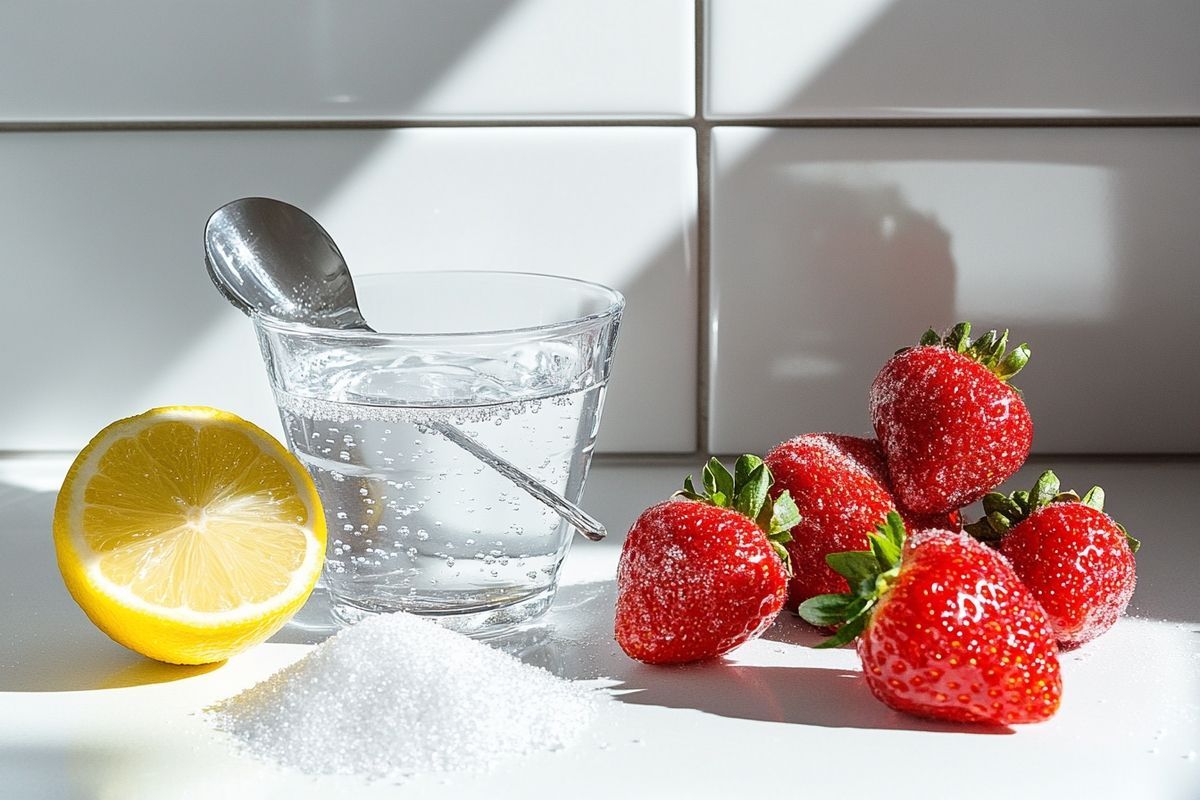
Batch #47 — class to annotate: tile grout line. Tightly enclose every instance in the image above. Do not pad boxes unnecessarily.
[719,116,1200,128]
[0,118,696,132]
[2,117,1197,133]
[692,0,711,460]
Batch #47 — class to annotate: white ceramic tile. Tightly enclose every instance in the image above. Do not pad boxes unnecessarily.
[0,1,693,121]
[707,0,1200,118]
[0,128,696,452]
[709,126,1200,454]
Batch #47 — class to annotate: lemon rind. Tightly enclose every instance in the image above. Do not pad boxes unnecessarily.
[54,406,326,629]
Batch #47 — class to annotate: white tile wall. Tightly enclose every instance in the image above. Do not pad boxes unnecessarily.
[707,0,1200,119]
[2,3,1197,457]
[0,129,697,452]
[0,0,694,121]
[709,126,1200,454]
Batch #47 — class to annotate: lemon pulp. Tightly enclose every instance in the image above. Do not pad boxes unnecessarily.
[53,406,325,664]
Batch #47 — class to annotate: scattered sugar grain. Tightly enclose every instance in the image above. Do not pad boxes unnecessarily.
[206,612,599,780]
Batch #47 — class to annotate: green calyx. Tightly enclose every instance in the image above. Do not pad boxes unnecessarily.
[964,470,1140,554]
[909,321,1030,383]
[797,511,908,648]
[675,455,802,570]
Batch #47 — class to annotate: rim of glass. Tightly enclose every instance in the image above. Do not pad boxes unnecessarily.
[250,269,625,340]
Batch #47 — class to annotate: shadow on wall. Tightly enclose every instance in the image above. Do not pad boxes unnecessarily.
[781,0,1198,115]
[7,0,1195,459]
[585,179,698,454]
[0,2,518,451]
[723,169,956,431]
[711,123,1199,453]
[2,1,521,116]
[705,1,1198,455]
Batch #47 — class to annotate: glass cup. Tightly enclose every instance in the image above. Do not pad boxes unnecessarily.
[253,271,623,636]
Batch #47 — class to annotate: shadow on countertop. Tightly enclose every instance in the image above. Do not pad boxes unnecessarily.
[4,458,1197,704]
[501,580,1014,735]
[0,480,222,692]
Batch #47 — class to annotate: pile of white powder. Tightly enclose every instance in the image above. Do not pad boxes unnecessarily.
[206,612,599,780]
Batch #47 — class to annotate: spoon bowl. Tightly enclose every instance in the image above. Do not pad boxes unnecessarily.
[205,197,369,330]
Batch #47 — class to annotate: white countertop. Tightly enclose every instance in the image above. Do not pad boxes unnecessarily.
[2,456,1198,799]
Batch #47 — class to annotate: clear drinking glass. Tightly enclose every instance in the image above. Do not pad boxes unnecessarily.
[253,271,623,636]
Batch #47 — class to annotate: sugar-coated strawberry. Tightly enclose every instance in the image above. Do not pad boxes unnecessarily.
[871,323,1033,515]
[966,471,1139,649]
[765,434,895,610]
[615,456,801,665]
[801,513,1061,725]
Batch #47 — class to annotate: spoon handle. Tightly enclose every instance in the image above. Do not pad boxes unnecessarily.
[426,421,607,542]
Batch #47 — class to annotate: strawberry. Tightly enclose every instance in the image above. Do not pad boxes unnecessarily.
[764,434,962,614]
[764,434,896,610]
[615,456,801,665]
[871,322,1033,515]
[800,513,1061,725]
[966,470,1140,648]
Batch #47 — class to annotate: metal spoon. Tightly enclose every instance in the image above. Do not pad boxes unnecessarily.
[204,197,606,541]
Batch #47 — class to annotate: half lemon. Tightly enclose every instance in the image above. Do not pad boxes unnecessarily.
[53,406,325,665]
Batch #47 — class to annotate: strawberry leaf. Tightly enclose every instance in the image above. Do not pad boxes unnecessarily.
[803,514,909,647]
[797,592,856,627]
[768,491,801,536]
[826,551,881,586]
[734,462,769,520]
[812,609,871,649]
[967,472,1135,555]
[966,329,998,362]
[674,474,706,502]
[1118,523,1141,554]
[994,344,1030,381]
[916,322,1030,383]
[673,456,802,573]
[989,329,1010,366]
[864,511,905,571]
[1081,485,1105,512]
[1030,471,1060,510]
[880,511,905,552]
[945,322,972,352]
[869,532,901,572]
[982,492,1022,520]
[703,458,735,506]
[733,454,763,491]
[964,511,1010,543]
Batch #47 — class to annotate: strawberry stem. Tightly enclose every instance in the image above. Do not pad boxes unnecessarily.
[797,512,908,647]
[674,455,802,570]
[964,470,1141,554]
[909,322,1031,383]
